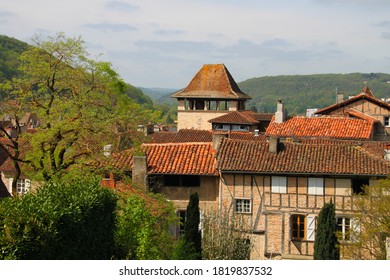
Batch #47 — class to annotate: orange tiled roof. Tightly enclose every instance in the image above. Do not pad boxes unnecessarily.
[101,142,218,175]
[217,138,390,176]
[208,111,273,125]
[150,129,267,144]
[265,116,374,140]
[171,64,251,100]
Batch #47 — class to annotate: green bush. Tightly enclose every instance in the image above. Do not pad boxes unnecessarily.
[0,177,117,259]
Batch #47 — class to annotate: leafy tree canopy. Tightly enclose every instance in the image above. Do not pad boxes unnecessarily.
[0,33,156,182]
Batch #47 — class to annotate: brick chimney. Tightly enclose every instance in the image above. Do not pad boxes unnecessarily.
[275,99,285,124]
[132,156,148,190]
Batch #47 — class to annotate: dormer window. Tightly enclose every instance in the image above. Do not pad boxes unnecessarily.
[384,116,390,127]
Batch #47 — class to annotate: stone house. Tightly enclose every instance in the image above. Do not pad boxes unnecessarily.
[315,85,390,140]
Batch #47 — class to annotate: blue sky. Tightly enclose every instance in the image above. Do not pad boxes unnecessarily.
[0,0,389,88]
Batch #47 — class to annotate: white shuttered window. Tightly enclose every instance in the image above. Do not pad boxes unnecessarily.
[308,178,324,195]
[271,176,287,193]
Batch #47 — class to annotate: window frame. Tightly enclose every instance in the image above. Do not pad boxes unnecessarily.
[17,179,30,194]
[308,177,324,195]
[271,176,287,193]
[336,216,360,243]
[234,198,252,214]
[291,214,306,241]
[384,116,390,127]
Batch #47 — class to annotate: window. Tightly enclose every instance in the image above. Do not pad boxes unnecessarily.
[352,178,368,194]
[290,214,316,241]
[219,101,229,110]
[235,199,251,213]
[232,125,249,132]
[195,100,205,110]
[17,179,30,194]
[337,217,360,242]
[384,116,390,127]
[291,214,306,240]
[308,178,324,195]
[271,176,287,193]
[163,175,200,187]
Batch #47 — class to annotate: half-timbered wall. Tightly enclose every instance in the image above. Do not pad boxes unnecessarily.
[219,173,377,260]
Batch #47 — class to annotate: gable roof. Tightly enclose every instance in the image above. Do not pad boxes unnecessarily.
[315,85,390,115]
[100,142,218,175]
[217,138,390,176]
[265,116,374,140]
[171,64,251,100]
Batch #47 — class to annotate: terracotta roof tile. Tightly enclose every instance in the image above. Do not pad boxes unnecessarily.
[265,116,374,140]
[208,110,264,125]
[150,129,267,143]
[101,142,218,175]
[149,131,176,143]
[217,138,390,176]
[171,64,251,100]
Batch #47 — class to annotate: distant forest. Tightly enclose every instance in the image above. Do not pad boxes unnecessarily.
[2,34,390,117]
[239,73,390,115]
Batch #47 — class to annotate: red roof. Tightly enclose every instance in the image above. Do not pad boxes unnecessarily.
[217,138,390,176]
[101,142,218,175]
[208,111,273,125]
[171,64,251,100]
[265,116,374,140]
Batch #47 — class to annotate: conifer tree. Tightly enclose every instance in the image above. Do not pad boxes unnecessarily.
[184,192,202,259]
[314,200,340,260]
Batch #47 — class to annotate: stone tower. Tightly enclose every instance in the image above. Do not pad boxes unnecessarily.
[172,64,251,130]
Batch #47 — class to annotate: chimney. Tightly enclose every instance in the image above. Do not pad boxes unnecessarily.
[254,129,259,137]
[336,92,344,103]
[268,137,280,154]
[132,156,148,190]
[212,133,227,150]
[275,99,285,124]
[103,144,112,157]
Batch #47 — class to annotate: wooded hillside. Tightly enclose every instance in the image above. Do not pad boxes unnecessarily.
[239,73,390,115]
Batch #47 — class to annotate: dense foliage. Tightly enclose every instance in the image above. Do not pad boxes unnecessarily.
[314,201,340,260]
[343,179,390,260]
[0,177,117,259]
[0,35,29,87]
[0,33,157,182]
[115,191,178,260]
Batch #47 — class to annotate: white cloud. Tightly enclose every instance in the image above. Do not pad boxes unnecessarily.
[0,0,389,88]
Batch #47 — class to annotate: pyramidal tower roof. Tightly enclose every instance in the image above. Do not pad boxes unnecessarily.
[172,64,251,99]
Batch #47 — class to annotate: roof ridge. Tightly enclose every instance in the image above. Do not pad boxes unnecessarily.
[143,142,212,146]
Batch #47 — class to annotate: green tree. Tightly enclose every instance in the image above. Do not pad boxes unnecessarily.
[114,191,178,260]
[174,192,202,259]
[314,200,340,260]
[0,33,153,182]
[342,179,390,260]
[0,176,117,259]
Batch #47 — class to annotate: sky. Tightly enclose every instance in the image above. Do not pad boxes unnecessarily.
[1,0,390,89]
